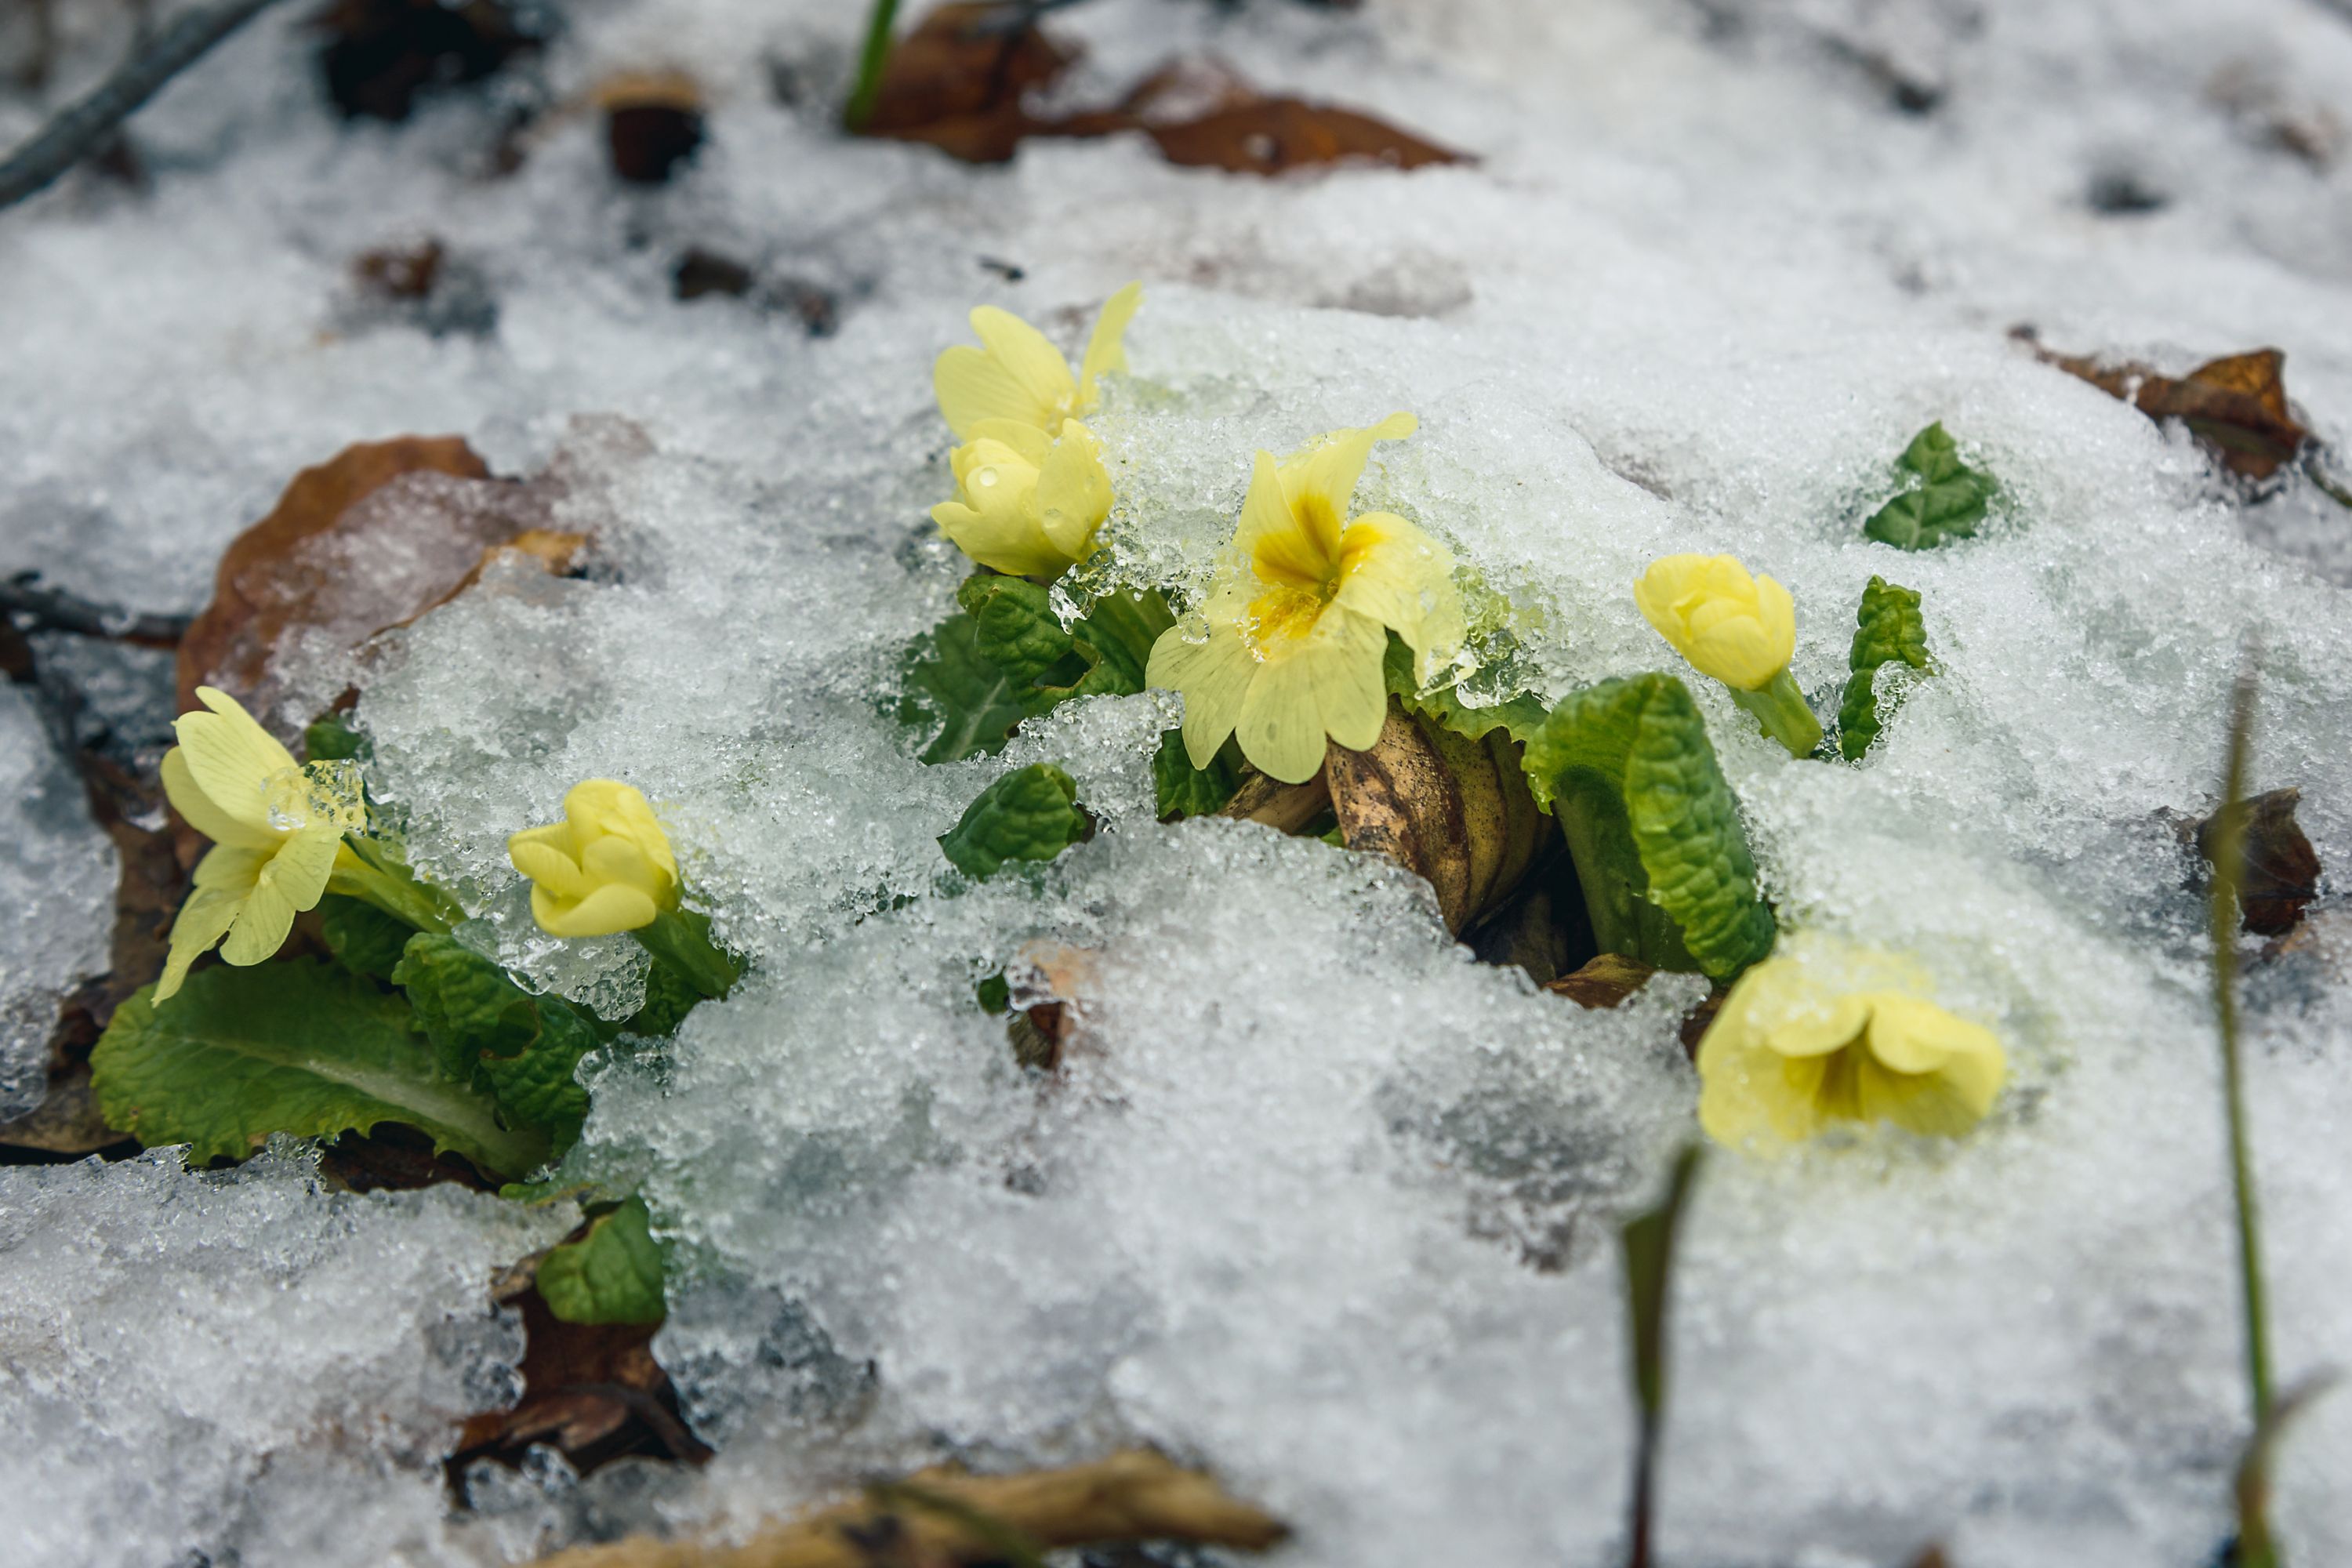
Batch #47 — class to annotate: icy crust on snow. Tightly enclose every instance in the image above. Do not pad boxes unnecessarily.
[5,0,2352,1563]
[0,682,115,1116]
[0,1147,574,1568]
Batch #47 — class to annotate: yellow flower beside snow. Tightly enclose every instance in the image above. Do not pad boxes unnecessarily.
[930,283,1142,576]
[158,687,365,1000]
[508,779,680,937]
[1696,934,2007,1146]
[1634,554,1795,692]
[1147,412,1463,784]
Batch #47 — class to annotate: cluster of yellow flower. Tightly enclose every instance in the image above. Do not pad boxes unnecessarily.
[147,284,2006,1156]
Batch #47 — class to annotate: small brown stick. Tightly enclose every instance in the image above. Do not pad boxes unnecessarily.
[0,0,289,213]
[525,1449,1290,1568]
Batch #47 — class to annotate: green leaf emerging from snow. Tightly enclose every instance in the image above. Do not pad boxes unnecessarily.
[960,575,1174,713]
[902,611,1024,764]
[319,894,417,980]
[89,961,546,1177]
[1152,729,1240,819]
[1837,576,1933,760]
[940,764,1087,879]
[303,711,371,762]
[1521,674,1777,982]
[537,1196,667,1326]
[391,934,600,1152]
[1382,634,1549,747]
[1863,423,1994,550]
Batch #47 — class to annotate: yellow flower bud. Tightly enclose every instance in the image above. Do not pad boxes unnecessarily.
[1697,935,2007,1147]
[1634,554,1797,693]
[931,418,1112,577]
[508,780,680,938]
[155,687,365,1000]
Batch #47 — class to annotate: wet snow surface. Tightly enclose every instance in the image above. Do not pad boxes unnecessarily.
[5,0,2352,1564]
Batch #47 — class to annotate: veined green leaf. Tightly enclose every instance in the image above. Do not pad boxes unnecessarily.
[392,934,598,1152]
[536,1196,667,1326]
[960,576,1176,714]
[1521,673,1777,982]
[1863,423,1994,550]
[902,611,1023,764]
[90,962,547,1177]
[940,764,1087,879]
[1837,575,1933,760]
[1152,729,1240,819]
[1382,634,1549,747]
[318,894,417,980]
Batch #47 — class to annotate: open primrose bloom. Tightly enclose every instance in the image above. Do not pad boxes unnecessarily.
[1696,935,2007,1146]
[158,687,365,1000]
[1635,553,1821,757]
[1147,412,1464,784]
[931,282,1142,576]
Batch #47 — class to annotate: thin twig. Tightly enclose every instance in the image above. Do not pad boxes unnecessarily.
[0,0,289,214]
[2,574,191,648]
[2211,657,2272,1428]
[842,0,902,132]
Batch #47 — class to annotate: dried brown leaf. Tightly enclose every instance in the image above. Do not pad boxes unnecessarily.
[1218,764,1332,834]
[1545,953,1657,1011]
[2197,786,2321,937]
[1143,96,1468,175]
[1325,702,1541,935]
[527,1449,1287,1568]
[2029,338,2314,481]
[856,2,1077,165]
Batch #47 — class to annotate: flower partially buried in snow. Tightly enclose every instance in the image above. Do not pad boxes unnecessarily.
[931,419,1113,578]
[1635,553,1821,758]
[158,687,365,1000]
[1696,935,2007,1146]
[508,780,680,937]
[1147,412,1463,784]
[929,284,1142,576]
[1634,554,1795,692]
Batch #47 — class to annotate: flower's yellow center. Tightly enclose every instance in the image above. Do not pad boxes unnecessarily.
[1790,1029,1936,1123]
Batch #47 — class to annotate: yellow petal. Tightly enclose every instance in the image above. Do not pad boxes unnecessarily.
[191,842,269,891]
[1076,281,1143,408]
[935,345,1053,441]
[172,688,297,837]
[1760,993,1873,1058]
[1148,619,1258,770]
[1232,609,1387,782]
[971,307,1077,421]
[220,873,296,966]
[268,825,345,914]
[535,882,659,936]
[162,748,280,851]
[964,419,1054,468]
[157,887,245,1001]
[582,834,670,900]
[1280,413,1416,558]
[1035,422,1112,562]
[1235,450,1329,588]
[932,499,1073,579]
[510,835,591,899]
[1333,512,1462,672]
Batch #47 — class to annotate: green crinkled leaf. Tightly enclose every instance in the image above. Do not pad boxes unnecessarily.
[901,611,1024,764]
[1381,635,1550,747]
[1837,575,1933,761]
[625,956,703,1037]
[960,576,1174,715]
[940,764,1087,879]
[319,894,417,980]
[1152,728,1239,819]
[391,934,597,1152]
[89,962,546,1177]
[964,575,1076,691]
[537,1196,667,1326]
[1521,673,1777,982]
[1863,423,1994,550]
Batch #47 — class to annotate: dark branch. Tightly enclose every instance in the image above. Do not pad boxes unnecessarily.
[2,573,191,648]
[0,0,289,214]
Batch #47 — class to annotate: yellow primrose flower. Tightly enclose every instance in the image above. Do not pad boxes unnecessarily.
[932,282,1142,441]
[930,417,1113,577]
[157,687,365,1001]
[508,780,679,938]
[1634,554,1820,757]
[1696,935,2007,1147]
[1146,412,1464,784]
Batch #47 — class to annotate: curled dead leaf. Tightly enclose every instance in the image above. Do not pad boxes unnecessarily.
[1325,700,1544,935]
[2023,335,2314,481]
[1545,952,1657,1011]
[2193,786,2321,937]
[1219,764,1334,835]
[177,436,572,745]
[1142,96,1467,175]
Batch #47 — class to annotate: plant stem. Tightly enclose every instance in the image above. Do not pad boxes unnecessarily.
[842,0,902,132]
[1620,1143,1706,1568]
[631,906,741,1000]
[2212,662,2273,1429]
[0,0,288,212]
[327,837,460,934]
[1728,669,1824,759]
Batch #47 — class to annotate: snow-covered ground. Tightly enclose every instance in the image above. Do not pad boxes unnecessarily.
[5,1,2352,1565]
